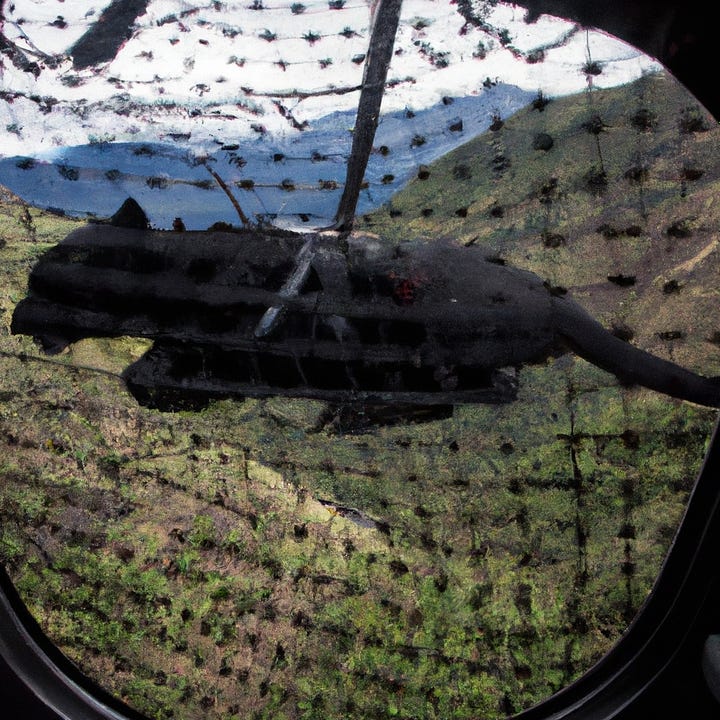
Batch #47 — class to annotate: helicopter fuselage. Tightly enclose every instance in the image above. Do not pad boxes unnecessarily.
[11,222,720,411]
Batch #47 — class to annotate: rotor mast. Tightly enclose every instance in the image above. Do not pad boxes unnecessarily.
[332,0,403,232]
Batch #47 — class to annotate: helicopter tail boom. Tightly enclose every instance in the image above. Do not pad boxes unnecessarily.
[555,298,720,408]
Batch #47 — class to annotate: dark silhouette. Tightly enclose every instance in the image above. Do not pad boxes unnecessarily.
[11,216,720,411]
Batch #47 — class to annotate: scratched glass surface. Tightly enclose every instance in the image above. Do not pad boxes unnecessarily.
[0,2,718,718]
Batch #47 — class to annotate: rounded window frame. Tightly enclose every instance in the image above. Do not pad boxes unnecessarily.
[1,1,719,718]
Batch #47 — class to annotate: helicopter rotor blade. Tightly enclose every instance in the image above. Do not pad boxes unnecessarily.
[332,0,403,232]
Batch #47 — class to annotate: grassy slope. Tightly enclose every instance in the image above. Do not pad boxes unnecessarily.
[0,72,718,720]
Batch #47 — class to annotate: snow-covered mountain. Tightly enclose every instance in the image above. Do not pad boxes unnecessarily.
[0,0,661,228]
[0,82,538,229]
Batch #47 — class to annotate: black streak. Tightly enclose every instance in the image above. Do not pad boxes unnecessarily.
[70,0,151,69]
[333,0,403,231]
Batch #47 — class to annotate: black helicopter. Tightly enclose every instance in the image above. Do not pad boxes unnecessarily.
[9,0,720,413]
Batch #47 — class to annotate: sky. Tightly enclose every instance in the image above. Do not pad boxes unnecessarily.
[0,0,663,157]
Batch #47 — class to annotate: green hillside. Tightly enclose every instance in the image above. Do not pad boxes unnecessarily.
[0,71,718,720]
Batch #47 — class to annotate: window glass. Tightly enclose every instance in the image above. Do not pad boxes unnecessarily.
[0,2,717,718]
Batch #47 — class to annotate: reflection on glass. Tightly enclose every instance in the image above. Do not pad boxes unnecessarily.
[0,1,718,719]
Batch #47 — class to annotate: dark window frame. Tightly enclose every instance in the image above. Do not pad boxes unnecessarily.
[1,0,719,717]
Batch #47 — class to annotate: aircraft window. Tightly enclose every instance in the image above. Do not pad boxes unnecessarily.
[0,1,718,719]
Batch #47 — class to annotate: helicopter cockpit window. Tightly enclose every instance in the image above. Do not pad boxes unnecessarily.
[1,1,718,718]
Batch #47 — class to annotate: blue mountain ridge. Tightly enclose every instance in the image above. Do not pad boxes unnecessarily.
[0,83,534,230]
